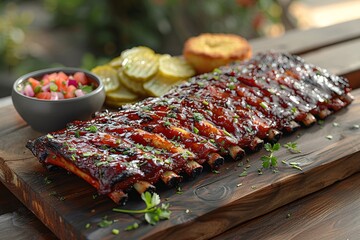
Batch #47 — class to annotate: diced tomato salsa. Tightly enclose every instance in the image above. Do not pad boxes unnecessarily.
[19,71,96,100]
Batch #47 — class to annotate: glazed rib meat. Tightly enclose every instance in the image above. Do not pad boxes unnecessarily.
[26,52,353,204]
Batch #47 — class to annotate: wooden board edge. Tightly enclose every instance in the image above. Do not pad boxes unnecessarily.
[141,150,360,240]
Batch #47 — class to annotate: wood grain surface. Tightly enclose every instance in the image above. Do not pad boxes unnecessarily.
[1,87,360,240]
[251,18,360,55]
[214,172,360,240]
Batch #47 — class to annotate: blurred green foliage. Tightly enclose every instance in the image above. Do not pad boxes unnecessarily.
[0,0,285,84]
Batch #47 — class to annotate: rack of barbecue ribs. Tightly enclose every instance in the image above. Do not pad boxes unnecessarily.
[26,52,354,204]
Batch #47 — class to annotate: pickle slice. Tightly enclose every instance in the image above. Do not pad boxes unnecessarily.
[91,65,119,92]
[159,55,195,79]
[143,75,185,97]
[106,82,139,102]
[118,69,147,96]
[121,46,154,63]
[105,98,141,108]
[123,52,159,82]
[109,56,123,69]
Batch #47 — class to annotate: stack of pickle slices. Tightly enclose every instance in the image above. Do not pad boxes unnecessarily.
[92,46,195,107]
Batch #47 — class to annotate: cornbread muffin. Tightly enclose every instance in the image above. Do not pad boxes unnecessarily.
[183,33,252,74]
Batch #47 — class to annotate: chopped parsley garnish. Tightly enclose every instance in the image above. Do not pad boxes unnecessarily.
[81,85,93,94]
[283,142,301,153]
[74,130,80,138]
[290,163,303,171]
[228,83,236,90]
[82,152,94,157]
[97,216,113,228]
[239,170,247,177]
[213,68,222,74]
[112,229,120,235]
[44,176,52,185]
[85,223,91,229]
[167,112,177,118]
[223,129,232,137]
[176,186,183,194]
[125,222,139,231]
[163,120,171,127]
[113,192,171,226]
[193,112,203,122]
[318,120,325,125]
[326,135,333,140]
[193,126,199,134]
[85,125,97,133]
[259,102,268,110]
[202,100,209,105]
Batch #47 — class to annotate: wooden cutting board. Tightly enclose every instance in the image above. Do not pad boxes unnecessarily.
[1,89,360,240]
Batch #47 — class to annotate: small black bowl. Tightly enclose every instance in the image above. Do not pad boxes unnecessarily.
[12,67,106,132]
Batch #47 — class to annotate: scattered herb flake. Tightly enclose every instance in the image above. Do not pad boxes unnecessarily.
[74,130,80,138]
[292,165,303,171]
[46,134,53,139]
[98,216,113,228]
[212,170,220,174]
[163,120,171,127]
[193,112,203,122]
[223,129,232,137]
[228,83,236,90]
[259,102,268,109]
[125,222,139,231]
[193,126,199,134]
[112,229,120,235]
[85,125,97,133]
[44,177,52,185]
[283,142,301,153]
[85,223,91,229]
[239,170,247,177]
[176,186,183,194]
[352,124,359,129]
[318,120,325,125]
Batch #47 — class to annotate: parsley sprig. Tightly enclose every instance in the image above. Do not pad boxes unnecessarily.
[261,143,280,168]
[113,192,171,226]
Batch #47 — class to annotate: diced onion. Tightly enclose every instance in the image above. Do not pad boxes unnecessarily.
[24,84,35,97]
[41,84,50,92]
[50,92,64,100]
[75,89,85,97]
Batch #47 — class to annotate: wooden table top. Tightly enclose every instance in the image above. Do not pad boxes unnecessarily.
[1,19,360,240]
